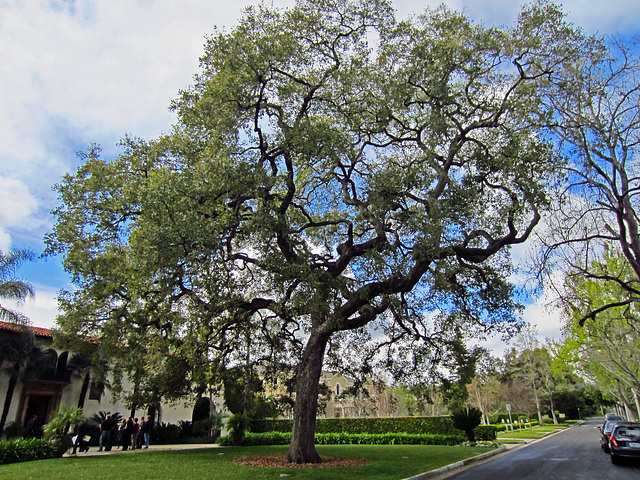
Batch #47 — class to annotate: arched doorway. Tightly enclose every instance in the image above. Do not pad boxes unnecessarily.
[192,398,213,437]
[192,397,212,423]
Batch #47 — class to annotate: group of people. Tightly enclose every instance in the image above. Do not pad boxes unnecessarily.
[97,415,154,452]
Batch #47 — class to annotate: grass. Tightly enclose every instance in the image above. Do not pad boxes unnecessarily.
[0,444,497,480]
[497,423,569,442]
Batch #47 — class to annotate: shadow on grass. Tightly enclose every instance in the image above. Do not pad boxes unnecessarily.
[0,444,498,480]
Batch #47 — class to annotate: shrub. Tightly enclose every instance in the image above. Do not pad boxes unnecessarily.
[151,422,182,444]
[451,408,483,443]
[0,438,56,465]
[314,432,466,446]
[42,407,86,440]
[251,416,458,435]
[218,431,291,446]
[2,421,24,439]
[227,413,251,446]
[217,431,466,447]
[474,425,497,441]
[178,420,194,438]
[250,416,496,441]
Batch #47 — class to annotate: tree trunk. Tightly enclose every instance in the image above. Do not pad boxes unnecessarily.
[473,386,488,425]
[285,330,330,464]
[632,388,640,422]
[532,380,543,427]
[77,372,90,409]
[0,366,20,436]
[549,392,558,425]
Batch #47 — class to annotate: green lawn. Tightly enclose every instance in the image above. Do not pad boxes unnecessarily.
[497,424,568,441]
[0,444,497,480]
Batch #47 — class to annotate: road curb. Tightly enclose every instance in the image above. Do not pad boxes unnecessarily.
[401,445,509,480]
[403,422,582,480]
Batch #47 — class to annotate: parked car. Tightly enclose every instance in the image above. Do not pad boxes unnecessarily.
[609,422,640,464]
[600,420,621,452]
[605,413,625,422]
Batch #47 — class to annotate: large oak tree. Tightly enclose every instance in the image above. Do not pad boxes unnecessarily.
[46,0,589,463]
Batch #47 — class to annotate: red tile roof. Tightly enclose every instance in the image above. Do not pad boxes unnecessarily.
[0,321,53,339]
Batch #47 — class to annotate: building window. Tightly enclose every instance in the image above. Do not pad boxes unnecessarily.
[89,381,104,401]
[336,383,341,396]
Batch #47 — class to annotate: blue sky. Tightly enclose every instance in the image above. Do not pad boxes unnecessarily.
[2,0,639,353]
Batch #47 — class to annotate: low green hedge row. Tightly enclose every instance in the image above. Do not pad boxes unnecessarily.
[251,416,456,435]
[218,431,467,447]
[314,432,466,446]
[473,425,498,441]
[0,438,56,465]
[250,417,497,441]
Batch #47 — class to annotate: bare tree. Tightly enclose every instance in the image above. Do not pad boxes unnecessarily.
[537,38,640,324]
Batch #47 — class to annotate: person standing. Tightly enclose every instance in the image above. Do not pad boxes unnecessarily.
[115,419,126,449]
[143,415,154,448]
[98,415,115,452]
[23,415,40,438]
[122,417,134,451]
[132,418,140,450]
[137,417,145,449]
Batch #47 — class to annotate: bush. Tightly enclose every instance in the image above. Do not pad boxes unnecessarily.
[227,413,251,446]
[42,406,85,440]
[251,416,458,435]
[151,423,182,444]
[451,407,483,443]
[473,425,497,441]
[217,431,466,447]
[178,420,194,437]
[315,432,466,446]
[3,421,24,439]
[218,431,291,446]
[0,438,56,465]
[250,416,496,441]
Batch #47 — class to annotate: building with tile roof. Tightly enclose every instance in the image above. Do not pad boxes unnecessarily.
[0,322,222,438]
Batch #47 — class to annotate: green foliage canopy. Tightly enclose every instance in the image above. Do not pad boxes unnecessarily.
[45,0,592,462]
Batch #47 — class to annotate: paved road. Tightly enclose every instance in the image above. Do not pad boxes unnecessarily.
[442,418,640,480]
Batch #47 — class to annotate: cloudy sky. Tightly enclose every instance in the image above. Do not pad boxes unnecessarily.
[2,0,639,354]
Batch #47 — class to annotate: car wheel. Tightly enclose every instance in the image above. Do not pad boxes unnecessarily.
[611,454,620,465]
[604,444,610,453]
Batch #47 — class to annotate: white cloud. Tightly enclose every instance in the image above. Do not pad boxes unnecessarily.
[3,283,60,330]
[0,177,39,251]
[400,0,640,33]
[0,231,12,254]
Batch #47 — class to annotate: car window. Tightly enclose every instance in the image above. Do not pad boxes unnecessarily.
[615,427,640,439]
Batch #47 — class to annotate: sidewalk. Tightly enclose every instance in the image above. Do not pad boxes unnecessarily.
[64,443,220,457]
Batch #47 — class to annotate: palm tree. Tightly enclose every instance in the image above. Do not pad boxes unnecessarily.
[0,249,35,325]
[0,331,48,436]
[451,407,483,443]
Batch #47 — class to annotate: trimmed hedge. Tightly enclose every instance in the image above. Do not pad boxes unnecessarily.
[0,438,57,465]
[314,432,466,446]
[218,431,466,447]
[474,425,497,441]
[251,416,497,441]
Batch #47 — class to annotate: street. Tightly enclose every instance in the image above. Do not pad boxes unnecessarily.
[442,418,640,480]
